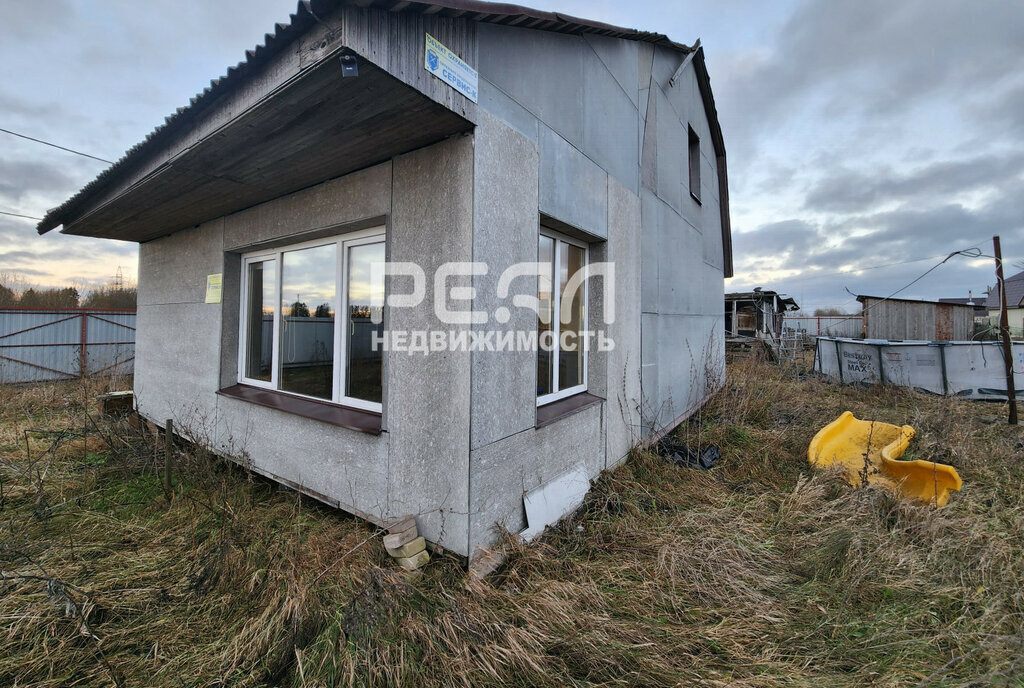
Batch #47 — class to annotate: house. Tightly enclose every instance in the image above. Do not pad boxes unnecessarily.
[938,294,989,325]
[985,270,1024,336]
[36,0,732,562]
[724,289,799,341]
[857,295,974,341]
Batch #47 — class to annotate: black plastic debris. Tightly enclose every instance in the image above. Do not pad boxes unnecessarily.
[656,436,722,470]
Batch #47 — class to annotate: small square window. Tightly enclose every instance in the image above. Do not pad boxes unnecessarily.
[688,125,701,203]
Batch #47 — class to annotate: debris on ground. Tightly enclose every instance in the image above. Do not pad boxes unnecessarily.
[656,436,722,470]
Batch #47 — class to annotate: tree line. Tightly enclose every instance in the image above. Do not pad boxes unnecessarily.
[0,274,136,309]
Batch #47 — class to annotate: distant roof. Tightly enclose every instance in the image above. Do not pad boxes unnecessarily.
[986,270,1024,309]
[36,0,709,236]
[857,294,977,308]
[938,297,988,313]
[726,291,800,311]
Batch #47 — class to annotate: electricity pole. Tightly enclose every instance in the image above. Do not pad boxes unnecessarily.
[993,236,1018,425]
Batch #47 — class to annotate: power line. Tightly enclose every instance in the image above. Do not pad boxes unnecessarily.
[0,210,43,221]
[772,253,951,285]
[809,247,984,329]
[0,126,113,164]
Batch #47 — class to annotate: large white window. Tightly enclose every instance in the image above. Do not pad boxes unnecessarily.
[537,230,588,406]
[238,228,385,412]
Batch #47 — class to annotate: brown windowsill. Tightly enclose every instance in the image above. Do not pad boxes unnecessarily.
[217,384,382,435]
[536,392,604,428]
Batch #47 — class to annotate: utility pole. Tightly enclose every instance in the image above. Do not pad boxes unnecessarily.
[993,236,1018,425]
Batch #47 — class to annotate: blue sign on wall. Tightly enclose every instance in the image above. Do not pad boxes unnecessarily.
[424,33,478,103]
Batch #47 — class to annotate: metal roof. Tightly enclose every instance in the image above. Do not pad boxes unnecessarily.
[856,294,977,308]
[986,270,1024,309]
[37,0,704,236]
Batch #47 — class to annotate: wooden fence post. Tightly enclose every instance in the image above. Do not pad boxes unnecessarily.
[163,419,174,501]
[79,313,88,377]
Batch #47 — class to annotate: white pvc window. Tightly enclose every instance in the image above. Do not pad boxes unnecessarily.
[537,229,588,406]
[238,227,385,412]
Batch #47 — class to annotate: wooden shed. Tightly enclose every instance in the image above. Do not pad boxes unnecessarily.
[857,295,974,341]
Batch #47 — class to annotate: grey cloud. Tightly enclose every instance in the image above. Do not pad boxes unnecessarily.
[804,152,1024,213]
[720,0,1024,151]
[0,159,77,202]
[734,219,820,257]
[3,0,75,39]
[981,84,1024,140]
[734,178,1024,310]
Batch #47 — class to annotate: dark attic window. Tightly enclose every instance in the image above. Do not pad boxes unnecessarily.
[688,125,701,203]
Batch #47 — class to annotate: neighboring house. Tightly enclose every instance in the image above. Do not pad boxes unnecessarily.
[857,295,974,341]
[725,289,798,341]
[985,270,1024,336]
[938,294,989,325]
[37,0,732,562]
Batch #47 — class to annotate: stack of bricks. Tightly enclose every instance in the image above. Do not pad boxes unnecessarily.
[383,515,429,571]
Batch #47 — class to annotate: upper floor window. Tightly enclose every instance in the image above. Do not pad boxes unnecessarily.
[537,230,588,405]
[238,228,385,412]
[688,125,701,203]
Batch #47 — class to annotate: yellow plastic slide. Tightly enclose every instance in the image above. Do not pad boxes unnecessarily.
[808,411,962,506]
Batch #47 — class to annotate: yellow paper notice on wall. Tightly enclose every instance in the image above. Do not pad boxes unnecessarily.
[205,273,222,304]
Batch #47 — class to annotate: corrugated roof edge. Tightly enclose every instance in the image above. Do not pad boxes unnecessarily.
[37,0,730,277]
[856,295,979,307]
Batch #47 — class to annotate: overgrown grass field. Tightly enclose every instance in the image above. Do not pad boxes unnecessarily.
[1,361,1022,686]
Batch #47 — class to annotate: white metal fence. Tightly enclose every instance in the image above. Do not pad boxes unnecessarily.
[0,308,136,383]
[815,336,1024,401]
[784,315,863,338]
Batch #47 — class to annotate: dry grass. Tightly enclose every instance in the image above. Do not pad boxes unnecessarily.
[2,361,1023,687]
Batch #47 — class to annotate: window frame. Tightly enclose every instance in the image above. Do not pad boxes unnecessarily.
[537,228,589,407]
[688,124,702,204]
[237,226,386,413]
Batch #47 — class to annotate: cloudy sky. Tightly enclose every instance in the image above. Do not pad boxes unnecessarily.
[2,0,1022,309]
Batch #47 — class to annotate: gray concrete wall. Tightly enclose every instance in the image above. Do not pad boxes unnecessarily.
[465,27,725,559]
[638,47,726,432]
[476,26,726,430]
[136,137,475,556]
[466,111,643,558]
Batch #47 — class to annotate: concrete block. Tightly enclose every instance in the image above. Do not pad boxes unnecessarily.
[385,536,426,559]
[386,515,416,534]
[396,550,430,571]
[383,524,418,550]
[97,391,134,416]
